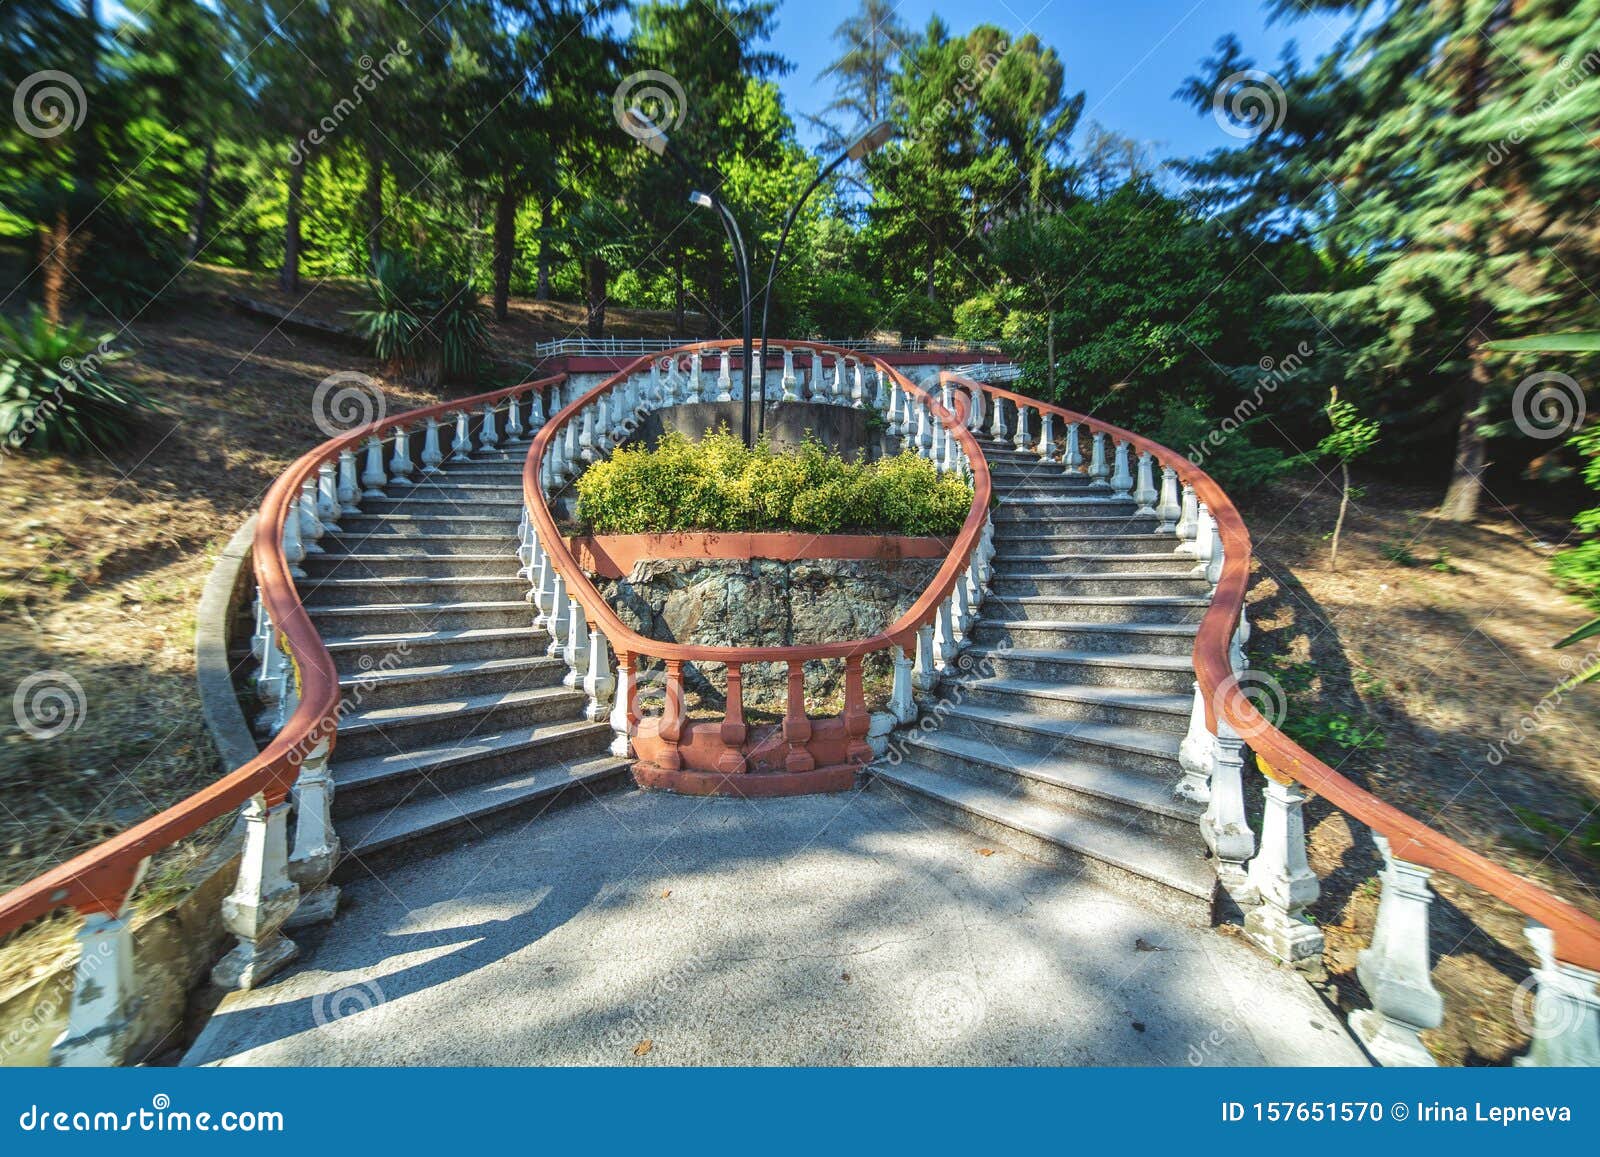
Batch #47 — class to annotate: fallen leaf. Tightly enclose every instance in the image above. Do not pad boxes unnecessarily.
[660,890,671,899]
[976,848,995,857]
[1134,937,1165,952]
[1131,1021,1146,1033]
[840,971,851,983]
[1216,923,1243,938]
[632,1039,653,1056]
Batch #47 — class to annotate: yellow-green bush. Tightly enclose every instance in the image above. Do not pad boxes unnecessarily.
[574,429,973,536]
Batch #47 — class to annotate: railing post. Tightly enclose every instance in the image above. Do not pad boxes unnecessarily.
[1089,431,1111,487]
[419,417,444,474]
[544,572,568,658]
[933,592,959,670]
[913,622,937,693]
[1191,501,1217,575]
[658,659,685,771]
[1036,409,1055,459]
[1133,450,1158,515]
[562,595,588,688]
[212,789,300,991]
[830,354,847,403]
[1351,835,1444,1067]
[1156,465,1181,533]
[1515,924,1600,1067]
[336,448,361,514]
[610,650,636,758]
[583,625,615,722]
[297,477,324,554]
[718,662,747,774]
[851,359,867,408]
[316,461,341,534]
[50,859,149,1067]
[1202,720,1256,890]
[578,406,597,464]
[504,394,525,442]
[528,384,546,431]
[1243,758,1324,965]
[1110,439,1134,497]
[716,348,734,402]
[783,659,815,772]
[1175,681,1212,803]
[889,644,917,723]
[285,736,340,928]
[389,424,414,482]
[875,366,891,414]
[687,350,704,403]
[1012,402,1032,451]
[451,409,474,461]
[989,395,1009,444]
[479,402,500,450]
[1175,483,1199,555]
[843,654,871,764]
[560,420,580,480]
[781,346,799,402]
[1064,421,1083,474]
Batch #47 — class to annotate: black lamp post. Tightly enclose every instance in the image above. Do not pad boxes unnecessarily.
[756,120,894,437]
[626,109,755,446]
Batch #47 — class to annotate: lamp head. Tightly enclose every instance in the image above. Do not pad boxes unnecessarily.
[688,191,714,209]
[624,108,668,157]
[845,120,895,161]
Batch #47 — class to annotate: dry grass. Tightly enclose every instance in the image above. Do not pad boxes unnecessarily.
[1238,472,1600,1064]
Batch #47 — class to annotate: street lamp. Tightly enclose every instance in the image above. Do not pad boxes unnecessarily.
[625,109,755,445]
[756,120,895,436]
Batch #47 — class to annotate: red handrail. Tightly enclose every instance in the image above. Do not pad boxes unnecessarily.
[523,340,992,665]
[0,374,566,936]
[963,376,1600,973]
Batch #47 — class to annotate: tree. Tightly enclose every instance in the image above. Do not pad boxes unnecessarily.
[1312,388,1380,571]
[812,0,908,151]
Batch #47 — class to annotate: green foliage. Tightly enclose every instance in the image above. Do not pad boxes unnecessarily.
[1315,395,1380,466]
[1146,397,1294,496]
[574,430,972,537]
[0,308,154,454]
[351,252,488,385]
[1282,710,1386,756]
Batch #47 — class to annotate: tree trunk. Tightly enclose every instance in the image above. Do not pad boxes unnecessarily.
[1330,459,1351,570]
[363,141,384,269]
[1440,326,1492,521]
[584,257,608,338]
[39,207,73,325]
[492,185,517,322]
[924,239,937,302]
[186,137,216,260]
[536,225,551,301]
[280,147,305,292]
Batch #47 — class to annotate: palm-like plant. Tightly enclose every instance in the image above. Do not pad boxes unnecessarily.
[351,252,489,387]
[0,307,154,454]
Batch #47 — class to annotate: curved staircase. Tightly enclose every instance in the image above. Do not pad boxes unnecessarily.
[294,442,626,873]
[872,444,1215,914]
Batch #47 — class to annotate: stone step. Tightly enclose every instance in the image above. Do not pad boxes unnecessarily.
[989,534,1177,558]
[937,700,1182,776]
[868,763,1214,917]
[333,753,629,877]
[359,496,524,517]
[895,730,1203,836]
[967,619,1199,657]
[991,554,1198,575]
[322,625,547,674]
[295,574,527,608]
[332,718,614,815]
[304,553,523,580]
[433,463,528,480]
[337,512,522,536]
[990,572,1211,599]
[992,494,1136,517]
[321,532,518,556]
[305,599,531,639]
[991,513,1159,535]
[386,479,526,503]
[978,595,1210,625]
[959,644,1195,694]
[949,675,1189,733]
[335,653,568,712]
[333,683,587,761]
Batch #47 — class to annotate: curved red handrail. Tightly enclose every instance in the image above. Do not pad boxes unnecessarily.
[0,374,566,935]
[962,376,1600,972]
[523,340,992,664]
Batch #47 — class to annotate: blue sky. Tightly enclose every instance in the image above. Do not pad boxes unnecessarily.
[771,0,1350,162]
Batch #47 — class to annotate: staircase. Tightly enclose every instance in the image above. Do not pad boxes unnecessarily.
[871,443,1217,916]
[292,442,628,875]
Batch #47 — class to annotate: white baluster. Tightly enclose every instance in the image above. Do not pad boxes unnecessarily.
[967,384,985,432]
[950,572,971,639]
[932,595,958,670]
[528,385,547,432]
[1064,421,1083,475]
[361,435,387,498]
[420,416,444,475]
[1175,682,1212,803]
[545,571,568,657]
[1036,410,1055,459]
[561,420,580,479]
[609,653,635,757]
[285,735,340,928]
[875,366,891,413]
[827,355,844,403]
[688,350,704,402]
[851,360,867,408]
[1110,439,1134,497]
[579,405,597,464]
[1351,835,1444,1067]
[451,410,473,461]
[336,448,360,514]
[298,477,324,554]
[211,792,299,990]
[316,461,340,533]
[717,348,734,402]
[1088,431,1110,487]
[781,346,799,402]
[504,394,525,442]
[889,645,916,723]
[1202,721,1255,892]
[1133,450,1158,515]
[1156,465,1181,533]
[1190,501,1216,575]
[1012,402,1032,451]
[941,418,960,474]
[479,402,500,451]
[1204,509,1225,585]
[583,627,616,722]
[808,350,824,402]
[989,395,1009,444]
[389,424,414,481]
[912,623,937,693]
[49,861,149,1067]
[886,384,903,435]
[1175,483,1200,554]
[1244,761,1324,965]
[562,596,588,688]
[1515,925,1600,1067]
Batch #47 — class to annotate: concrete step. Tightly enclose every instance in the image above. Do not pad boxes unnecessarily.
[991,572,1211,599]
[359,496,524,518]
[332,718,614,815]
[305,598,531,636]
[967,619,1199,657]
[979,595,1210,625]
[387,479,525,503]
[295,574,527,608]
[949,675,1189,733]
[303,553,522,580]
[336,653,567,712]
[334,753,629,877]
[989,534,1177,558]
[959,644,1195,694]
[896,730,1203,836]
[321,532,518,556]
[322,625,547,674]
[869,763,1214,917]
[991,513,1158,535]
[334,683,587,761]
[992,495,1136,517]
[991,554,1193,575]
[337,512,521,536]
[937,700,1182,775]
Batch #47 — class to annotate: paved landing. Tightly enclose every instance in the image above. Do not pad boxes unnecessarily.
[184,785,1368,1067]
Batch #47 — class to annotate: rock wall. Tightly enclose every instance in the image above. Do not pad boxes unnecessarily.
[599,557,941,707]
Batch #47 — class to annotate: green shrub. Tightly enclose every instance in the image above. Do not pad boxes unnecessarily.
[1147,397,1294,496]
[0,307,154,453]
[351,251,488,386]
[574,429,973,537]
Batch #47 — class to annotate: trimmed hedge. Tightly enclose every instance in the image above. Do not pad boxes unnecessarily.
[574,429,974,537]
